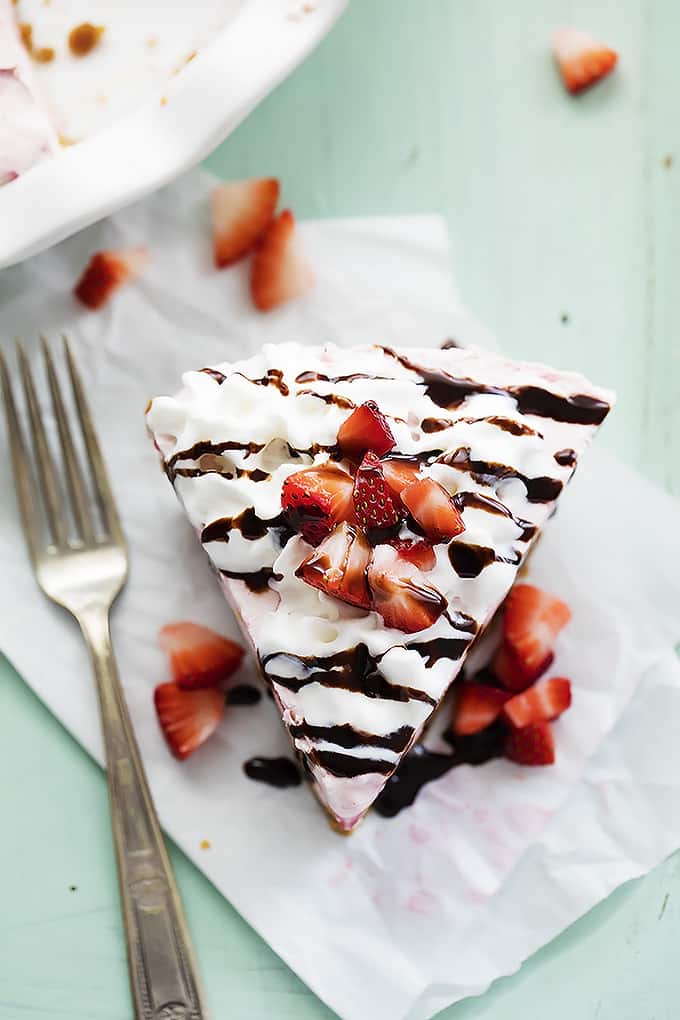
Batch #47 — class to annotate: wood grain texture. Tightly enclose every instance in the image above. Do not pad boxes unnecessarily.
[2,2,678,1018]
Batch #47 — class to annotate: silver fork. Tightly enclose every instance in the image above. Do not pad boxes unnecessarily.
[0,337,207,1020]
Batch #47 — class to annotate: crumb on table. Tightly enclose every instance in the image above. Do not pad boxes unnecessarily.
[200,839,211,850]
[34,46,55,63]
[19,22,33,51]
[68,23,105,57]
[147,35,159,49]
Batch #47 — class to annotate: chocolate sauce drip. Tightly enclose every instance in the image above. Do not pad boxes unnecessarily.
[295,370,395,385]
[220,567,281,593]
[227,684,262,706]
[173,465,270,483]
[478,415,541,437]
[243,756,301,787]
[262,645,436,706]
[313,750,393,778]
[166,439,264,483]
[448,542,521,578]
[201,508,293,547]
[235,368,290,396]
[440,338,462,349]
[289,721,414,753]
[453,491,537,542]
[554,448,577,468]
[406,636,472,667]
[298,389,355,410]
[379,347,610,425]
[444,609,478,634]
[440,446,562,504]
[421,417,452,433]
[199,367,227,384]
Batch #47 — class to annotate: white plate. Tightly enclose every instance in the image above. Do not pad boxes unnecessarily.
[0,0,347,268]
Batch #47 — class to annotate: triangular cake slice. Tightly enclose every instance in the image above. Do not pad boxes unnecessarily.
[146,342,614,831]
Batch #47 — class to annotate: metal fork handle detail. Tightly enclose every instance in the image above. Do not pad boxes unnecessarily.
[79,605,206,1020]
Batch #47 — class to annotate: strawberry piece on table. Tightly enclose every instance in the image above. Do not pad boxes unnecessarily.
[74,247,149,309]
[381,456,422,503]
[503,584,571,678]
[212,177,279,267]
[159,621,244,690]
[504,721,555,766]
[250,209,314,312]
[390,538,436,571]
[552,28,618,94]
[452,683,510,736]
[402,476,465,542]
[297,521,371,609]
[337,401,395,460]
[353,452,402,530]
[368,550,446,633]
[503,677,572,729]
[492,641,554,692]
[154,682,225,760]
[282,463,355,545]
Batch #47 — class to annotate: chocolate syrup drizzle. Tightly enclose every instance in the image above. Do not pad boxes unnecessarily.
[243,756,301,787]
[440,446,563,503]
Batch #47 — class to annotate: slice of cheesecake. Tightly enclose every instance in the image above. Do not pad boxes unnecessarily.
[0,0,58,185]
[146,342,613,832]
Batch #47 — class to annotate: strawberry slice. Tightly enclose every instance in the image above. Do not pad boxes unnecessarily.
[353,452,402,530]
[504,721,555,766]
[74,247,150,309]
[296,521,371,609]
[367,548,446,634]
[552,28,618,94]
[250,209,314,312]
[337,401,395,461]
[282,463,355,545]
[503,677,572,729]
[503,584,571,678]
[452,683,510,736]
[492,641,554,692]
[381,457,421,503]
[212,177,279,267]
[401,476,465,542]
[390,538,436,571]
[154,682,225,760]
[159,621,244,690]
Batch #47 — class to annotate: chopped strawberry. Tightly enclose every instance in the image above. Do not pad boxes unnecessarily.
[296,521,371,609]
[154,682,225,760]
[367,548,446,633]
[159,621,244,690]
[452,683,510,736]
[390,538,436,571]
[353,452,402,530]
[552,28,618,95]
[337,401,395,461]
[74,247,149,309]
[212,177,279,267]
[503,584,571,678]
[401,476,465,543]
[492,641,554,692]
[381,457,421,503]
[250,209,314,311]
[504,721,555,766]
[503,677,572,729]
[281,463,355,545]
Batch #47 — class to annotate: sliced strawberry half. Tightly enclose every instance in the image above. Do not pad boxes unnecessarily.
[504,721,555,766]
[250,209,314,312]
[503,677,572,729]
[159,621,244,690]
[296,521,371,609]
[492,641,554,692]
[367,547,446,634]
[353,452,402,530]
[552,28,618,95]
[74,247,150,309]
[212,177,279,267]
[503,584,571,678]
[281,463,355,545]
[402,476,465,542]
[154,682,225,760]
[337,401,395,461]
[390,538,436,571]
[381,456,421,503]
[452,683,510,736]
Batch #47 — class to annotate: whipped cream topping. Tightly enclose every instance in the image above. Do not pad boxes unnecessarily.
[147,342,614,830]
[0,0,58,184]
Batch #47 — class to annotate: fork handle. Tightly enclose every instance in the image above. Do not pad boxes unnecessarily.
[79,605,207,1020]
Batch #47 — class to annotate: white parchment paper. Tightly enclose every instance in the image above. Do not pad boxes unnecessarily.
[1,171,680,1020]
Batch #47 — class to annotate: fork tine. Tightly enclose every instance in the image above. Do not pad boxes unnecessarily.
[16,339,67,548]
[63,335,124,544]
[0,350,45,565]
[41,336,95,545]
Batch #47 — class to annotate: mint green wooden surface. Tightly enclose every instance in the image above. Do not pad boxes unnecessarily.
[2,2,679,1018]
